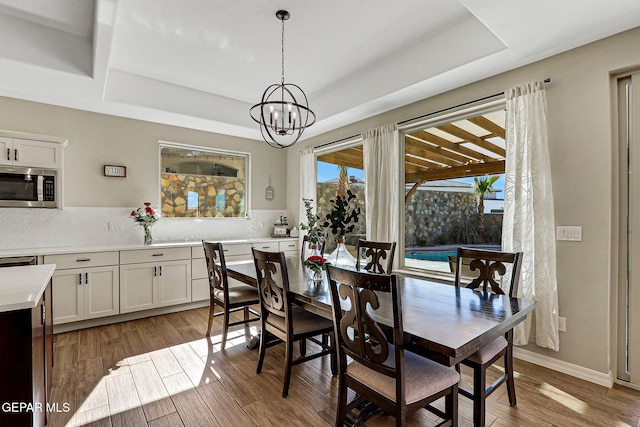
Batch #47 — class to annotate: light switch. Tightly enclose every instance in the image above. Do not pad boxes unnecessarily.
[557,226,582,241]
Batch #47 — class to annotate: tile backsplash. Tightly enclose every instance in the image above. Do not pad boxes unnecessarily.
[0,207,287,250]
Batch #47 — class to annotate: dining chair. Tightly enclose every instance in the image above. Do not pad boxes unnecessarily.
[202,241,260,349]
[301,234,327,261]
[453,247,523,427]
[355,239,397,273]
[252,248,336,398]
[326,265,459,427]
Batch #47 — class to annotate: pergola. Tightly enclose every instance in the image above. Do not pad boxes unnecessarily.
[317,110,506,203]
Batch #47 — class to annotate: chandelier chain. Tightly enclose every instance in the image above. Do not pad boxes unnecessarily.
[281,16,285,85]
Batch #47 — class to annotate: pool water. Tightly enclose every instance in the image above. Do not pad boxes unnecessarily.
[405,251,456,262]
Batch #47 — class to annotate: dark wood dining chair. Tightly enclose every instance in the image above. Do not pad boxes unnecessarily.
[453,247,523,427]
[252,248,336,398]
[202,241,260,349]
[355,239,396,273]
[326,265,459,427]
[301,234,327,261]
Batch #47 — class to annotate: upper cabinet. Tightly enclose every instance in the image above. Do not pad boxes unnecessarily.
[0,137,62,169]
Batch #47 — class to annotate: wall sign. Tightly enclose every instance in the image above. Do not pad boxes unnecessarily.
[265,176,274,200]
[104,165,127,177]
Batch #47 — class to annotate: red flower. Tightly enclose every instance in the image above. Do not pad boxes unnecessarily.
[130,211,136,216]
[144,202,151,206]
[145,207,153,213]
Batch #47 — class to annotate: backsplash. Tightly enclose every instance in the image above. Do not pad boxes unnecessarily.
[0,207,288,250]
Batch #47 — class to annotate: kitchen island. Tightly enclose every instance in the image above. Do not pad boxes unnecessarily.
[0,264,55,427]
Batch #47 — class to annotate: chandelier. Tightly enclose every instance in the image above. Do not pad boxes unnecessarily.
[250,10,315,149]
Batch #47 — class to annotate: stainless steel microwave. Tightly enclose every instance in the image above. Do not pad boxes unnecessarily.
[0,166,59,208]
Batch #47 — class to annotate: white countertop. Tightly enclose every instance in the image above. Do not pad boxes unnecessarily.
[0,237,298,258]
[0,264,55,312]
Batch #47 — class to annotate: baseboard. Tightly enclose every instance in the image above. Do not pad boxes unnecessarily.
[514,347,613,388]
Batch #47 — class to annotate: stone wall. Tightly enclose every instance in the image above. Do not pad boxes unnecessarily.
[161,173,245,217]
[313,183,502,248]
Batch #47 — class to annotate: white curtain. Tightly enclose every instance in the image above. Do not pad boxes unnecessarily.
[299,147,317,248]
[503,81,559,351]
[363,124,400,247]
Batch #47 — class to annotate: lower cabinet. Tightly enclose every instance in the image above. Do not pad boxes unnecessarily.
[0,280,53,427]
[44,252,120,325]
[50,266,119,324]
[120,247,192,313]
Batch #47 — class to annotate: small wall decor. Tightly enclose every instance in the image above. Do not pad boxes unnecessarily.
[265,176,274,200]
[104,165,127,177]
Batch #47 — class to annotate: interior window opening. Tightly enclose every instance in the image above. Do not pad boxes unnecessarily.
[160,144,249,218]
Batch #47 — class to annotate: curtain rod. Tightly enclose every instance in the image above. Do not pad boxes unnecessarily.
[312,133,361,150]
[398,78,551,126]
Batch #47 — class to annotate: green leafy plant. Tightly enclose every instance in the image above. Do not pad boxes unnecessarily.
[416,237,428,247]
[448,218,481,244]
[437,234,448,245]
[300,198,323,245]
[321,189,361,238]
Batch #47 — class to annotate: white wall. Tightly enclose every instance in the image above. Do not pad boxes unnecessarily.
[287,26,640,376]
[0,97,289,248]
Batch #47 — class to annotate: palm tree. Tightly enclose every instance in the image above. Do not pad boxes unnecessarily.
[473,175,500,241]
[336,165,349,198]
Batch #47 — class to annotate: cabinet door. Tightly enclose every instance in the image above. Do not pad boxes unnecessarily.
[84,266,119,319]
[0,137,11,166]
[12,139,61,169]
[120,262,157,313]
[52,268,83,324]
[157,260,191,307]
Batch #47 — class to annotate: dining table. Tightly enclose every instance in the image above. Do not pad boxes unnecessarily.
[226,256,537,367]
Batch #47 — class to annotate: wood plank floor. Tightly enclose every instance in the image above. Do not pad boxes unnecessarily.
[48,307,640,427]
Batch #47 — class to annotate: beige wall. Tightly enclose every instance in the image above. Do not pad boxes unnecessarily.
[287,26,640,375]
[0,97,288,210]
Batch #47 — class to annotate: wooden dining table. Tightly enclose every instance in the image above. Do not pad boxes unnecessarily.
[226,256,537,367]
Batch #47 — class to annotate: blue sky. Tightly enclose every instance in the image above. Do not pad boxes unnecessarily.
[317,161,504,197]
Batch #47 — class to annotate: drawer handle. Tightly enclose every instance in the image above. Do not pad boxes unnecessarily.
[262,246,270,249]
[76,258,91,262]
[152,253,164,257]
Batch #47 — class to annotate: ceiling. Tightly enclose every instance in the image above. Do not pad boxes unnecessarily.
[0,0,638,144]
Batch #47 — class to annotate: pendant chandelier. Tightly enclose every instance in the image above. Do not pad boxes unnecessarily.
[250,10,315,149]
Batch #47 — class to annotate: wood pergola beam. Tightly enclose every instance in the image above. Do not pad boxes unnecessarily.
[405,136,471,165]
[436,124,506,157]
[406,160,505,183]
[408,131,494,163]
[468,116,506,139]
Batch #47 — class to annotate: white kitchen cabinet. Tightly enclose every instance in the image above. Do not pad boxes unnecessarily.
[44,252,120,325]
[120,247,191,313]
[0,138,62,168]
[279,240,299,257]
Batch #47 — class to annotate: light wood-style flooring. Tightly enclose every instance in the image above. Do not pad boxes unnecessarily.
[49,307,640,427]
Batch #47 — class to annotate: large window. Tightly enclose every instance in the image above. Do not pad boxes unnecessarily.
[400,102,506,274]
[315,142,366,254]
[160,143,249,218]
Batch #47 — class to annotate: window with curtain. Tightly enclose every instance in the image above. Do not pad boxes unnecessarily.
[400,102,506,275]
[314,142,366,254]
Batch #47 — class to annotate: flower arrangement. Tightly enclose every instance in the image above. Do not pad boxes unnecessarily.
[300,198,323,245]
[303,255,327,272]
[130,202,160,244]
[321,189,361,239]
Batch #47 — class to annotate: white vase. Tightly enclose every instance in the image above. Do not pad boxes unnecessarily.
[325,238,356,268]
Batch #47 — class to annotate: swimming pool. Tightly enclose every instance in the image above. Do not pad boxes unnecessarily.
[405,251,456,262]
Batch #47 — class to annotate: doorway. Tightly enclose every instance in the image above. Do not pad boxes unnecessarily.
[617,72,640,387]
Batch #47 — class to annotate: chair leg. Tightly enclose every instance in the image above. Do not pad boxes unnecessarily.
[300,338,307,357]
[505,347,517,406]
[256,326,267,374]
[334,376,347,427]
[221,307,230,350]
[446,384,458,427]
[330,333,338,377]
[282,339,294,398]
[472,365,487,427]
[206,296,215,336]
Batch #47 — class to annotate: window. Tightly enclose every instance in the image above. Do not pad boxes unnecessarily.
[160,143,249,218]
[400,101,506,274]
[315,141,366,254]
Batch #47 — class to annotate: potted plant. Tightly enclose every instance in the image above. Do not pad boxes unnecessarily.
[300,198,324,254]
[321,189,361,267]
